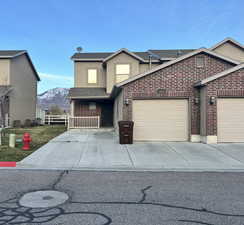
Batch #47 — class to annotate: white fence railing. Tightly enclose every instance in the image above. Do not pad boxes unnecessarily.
[36,107,46,124]
[68,116,100,129]
[45,115,68,125]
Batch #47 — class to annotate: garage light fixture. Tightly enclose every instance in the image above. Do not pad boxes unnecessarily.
[209,96,216,105]
[194,97,199,105]
[124,99,130,105]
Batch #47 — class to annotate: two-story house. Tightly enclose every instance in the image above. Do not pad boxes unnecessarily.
[68,38,244,143]
[0,50,40,127]
[68,48,194,127]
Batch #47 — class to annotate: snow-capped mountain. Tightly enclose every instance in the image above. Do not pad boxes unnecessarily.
[38,87,70,111]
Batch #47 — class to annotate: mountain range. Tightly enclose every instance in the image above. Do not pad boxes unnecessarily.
[38,87,70,111]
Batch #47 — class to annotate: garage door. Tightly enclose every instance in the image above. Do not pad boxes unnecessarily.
[217,98,244,142]
[133,99,188,141]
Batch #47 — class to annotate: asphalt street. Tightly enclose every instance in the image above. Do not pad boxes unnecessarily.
[0,170,244,225]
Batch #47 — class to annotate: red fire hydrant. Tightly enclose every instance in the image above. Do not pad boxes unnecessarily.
[22,133,32,150]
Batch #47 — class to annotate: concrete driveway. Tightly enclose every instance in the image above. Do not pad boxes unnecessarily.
[19,129,244,171]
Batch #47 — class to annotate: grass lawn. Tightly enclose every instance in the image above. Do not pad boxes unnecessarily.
[0,125,66,162]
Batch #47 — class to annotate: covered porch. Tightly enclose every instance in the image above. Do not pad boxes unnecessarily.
[70,99,114,128]
[68,87,114,129]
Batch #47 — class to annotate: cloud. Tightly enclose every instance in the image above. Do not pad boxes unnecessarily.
[39,72,73,81]
[37,72,74,94]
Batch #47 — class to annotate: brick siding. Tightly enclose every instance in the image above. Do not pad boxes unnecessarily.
[121,53,235,136]
[206,68,244,135]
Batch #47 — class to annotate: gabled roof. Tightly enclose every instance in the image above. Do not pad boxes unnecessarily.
[68,87,109,99]
[0,50,26,58]
[71,49,196,62]
[116,48,240,88]
[0,50,40,81]
[195,63,244,87]
[102,48,146,63]
[210,37,244,51]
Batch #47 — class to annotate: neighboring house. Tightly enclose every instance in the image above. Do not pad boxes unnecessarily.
[0,50,40,127]
[68,37,244,143]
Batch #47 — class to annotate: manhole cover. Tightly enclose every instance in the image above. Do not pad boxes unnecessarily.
[19,190,69,208]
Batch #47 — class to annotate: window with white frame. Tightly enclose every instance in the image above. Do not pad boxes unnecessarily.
[89,102,96,110]
[116,64,130,83]
[88,69,97,84]
[196,56,205,68]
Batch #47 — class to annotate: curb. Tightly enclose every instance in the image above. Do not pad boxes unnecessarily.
[0,162,16,167]
[2,164,244,172]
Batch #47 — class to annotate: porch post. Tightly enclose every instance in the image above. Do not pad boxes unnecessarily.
[70,100,75,117]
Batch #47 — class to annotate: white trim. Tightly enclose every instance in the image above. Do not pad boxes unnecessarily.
[116,48,240,88]
[190,135,201,142]
[201,136,217,144]
[103,48,146,63]
[195,63,244,86]
[210,37,244,51]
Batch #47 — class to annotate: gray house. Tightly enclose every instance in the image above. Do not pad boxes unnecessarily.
[0,50,40,127]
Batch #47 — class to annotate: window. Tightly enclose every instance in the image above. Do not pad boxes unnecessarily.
[116,64,130,83]
[88,69,97,84]
[89,102,96,110]
[196,56,205,68]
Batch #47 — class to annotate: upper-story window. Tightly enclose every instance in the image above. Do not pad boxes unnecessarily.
[196,56,205,68]
[88,69,97,84]
[116,64,130,83]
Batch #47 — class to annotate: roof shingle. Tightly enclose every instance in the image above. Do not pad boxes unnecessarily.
[0,50,26,57]
[148,49,195,59]
[71,49,196,61]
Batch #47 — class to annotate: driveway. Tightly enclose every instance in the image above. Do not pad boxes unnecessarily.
[18,129,244,171]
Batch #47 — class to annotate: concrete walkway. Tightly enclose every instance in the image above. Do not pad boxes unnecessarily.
[18,129,244,171]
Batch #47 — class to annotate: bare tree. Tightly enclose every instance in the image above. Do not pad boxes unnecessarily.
[0,86,12,127]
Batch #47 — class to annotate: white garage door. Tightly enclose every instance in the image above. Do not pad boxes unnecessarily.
[217,98,244,142]
[133,99,188,141]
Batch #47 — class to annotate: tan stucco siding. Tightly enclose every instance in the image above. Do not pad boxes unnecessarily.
[213,42,244,62]
[106,52,140,93]
[74,61,105,88]
[113,90,123,132]
[0,59,10,85]
[9,54,37,124]
[139,63,160,73]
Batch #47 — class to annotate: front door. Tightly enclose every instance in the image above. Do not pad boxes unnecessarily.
[101,102,113,127]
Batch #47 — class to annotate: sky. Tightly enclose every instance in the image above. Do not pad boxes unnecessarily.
[0,0,243,94]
